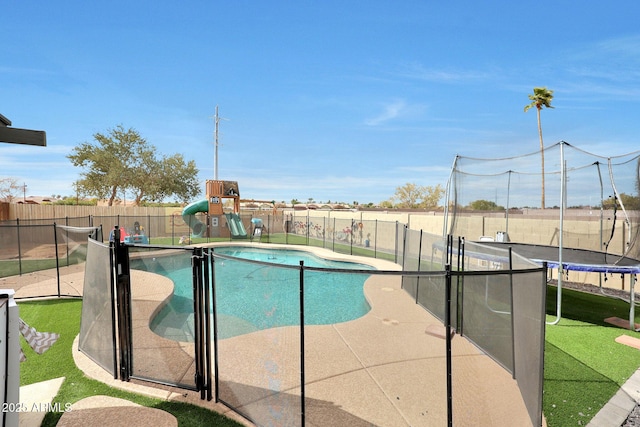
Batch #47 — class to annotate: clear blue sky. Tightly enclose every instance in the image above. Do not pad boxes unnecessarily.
[2,1,640,205]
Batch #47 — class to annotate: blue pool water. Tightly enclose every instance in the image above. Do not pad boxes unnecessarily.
[138,247,373,341]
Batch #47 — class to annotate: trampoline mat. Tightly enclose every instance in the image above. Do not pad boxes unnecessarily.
[474,241,640,274]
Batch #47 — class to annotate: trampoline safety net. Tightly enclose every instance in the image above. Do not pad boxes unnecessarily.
[446,141,640,263]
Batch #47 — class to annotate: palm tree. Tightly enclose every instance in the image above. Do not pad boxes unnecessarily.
[524,87,554,209]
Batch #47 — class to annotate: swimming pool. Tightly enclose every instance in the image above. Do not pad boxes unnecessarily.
[137,246,374,341]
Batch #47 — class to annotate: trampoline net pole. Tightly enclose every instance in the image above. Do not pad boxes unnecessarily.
[631,274,637,331]
[547,143,566,326]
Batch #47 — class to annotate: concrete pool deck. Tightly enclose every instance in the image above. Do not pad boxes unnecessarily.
[8,244,545,426]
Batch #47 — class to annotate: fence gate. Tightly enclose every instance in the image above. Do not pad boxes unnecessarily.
[99,229,212,397]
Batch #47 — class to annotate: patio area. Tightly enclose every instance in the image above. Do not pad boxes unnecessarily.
[7,249,540,426]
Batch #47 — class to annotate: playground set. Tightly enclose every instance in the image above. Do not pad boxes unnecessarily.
[181,180,266,241]
[109,221,149,244]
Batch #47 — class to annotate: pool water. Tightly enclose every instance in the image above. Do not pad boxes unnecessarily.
[140,247,373,341]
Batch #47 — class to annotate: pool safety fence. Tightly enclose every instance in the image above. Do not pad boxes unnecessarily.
[1,214,404,283]
[78,234,546,427]
[0,220,103,298]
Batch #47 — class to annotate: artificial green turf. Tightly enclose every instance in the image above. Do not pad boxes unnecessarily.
[19,300,81,385]
[18,299,243,427]
[0,251,85,278]
[547,283,639,326]
[543,286,640,426]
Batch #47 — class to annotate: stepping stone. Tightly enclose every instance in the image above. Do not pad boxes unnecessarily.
[615,335,640,350]
[57,396,177,427]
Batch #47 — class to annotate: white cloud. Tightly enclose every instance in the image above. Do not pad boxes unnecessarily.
[364,100,408,126]
[594,35,640,58]
[396,62,493,83]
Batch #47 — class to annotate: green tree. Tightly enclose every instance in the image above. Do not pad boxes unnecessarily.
[602,193,640,210]
[391,183,445,209]
[525,87,554,209]
[133,152,200,204]
[468,199,504,211]
[68,125,200,206]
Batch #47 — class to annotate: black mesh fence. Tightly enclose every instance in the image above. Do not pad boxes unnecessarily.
[1,214,406,281]
[76,237,547,426]
[213,254,303,425]
[125,246,199,388]
[1,222,102,297]
[27,214,546,426]
[398,234,546,427]
[281,214,402,260]
[78,239,116,376]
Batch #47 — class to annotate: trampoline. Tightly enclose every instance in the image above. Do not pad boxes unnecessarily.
[443,141,640,329]
[475,241,640,274]
[474,241,640,329]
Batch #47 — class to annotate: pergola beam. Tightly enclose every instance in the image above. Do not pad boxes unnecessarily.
[0,114,47,147]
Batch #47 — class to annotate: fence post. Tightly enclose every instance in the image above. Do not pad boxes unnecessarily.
[210,251,220,403]
[415,230,423,302]
[108,241,118,379]
[457,237,464,335]
[16,219,22,276]
[445,263,453,427]
[324,216,328,249]
[202,248,212,401]
[332,217,336,252]
[394,222,399,264]
[350,218,354,255]
[299,260,306,426]
[192,246,205,397]
[508,246,516,379]
[171,214,175,245]
[113,228,132,381]
[65,217,70,267]
[374,219,378,258]
[267,214,271,243]
[53,223,61,297]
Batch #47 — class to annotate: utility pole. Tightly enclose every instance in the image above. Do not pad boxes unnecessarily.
[214,105,219,180]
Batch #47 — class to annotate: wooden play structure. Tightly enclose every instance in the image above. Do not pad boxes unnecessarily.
[205,180,246,238]
[182,180,271,240]
[206,180,240,215]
